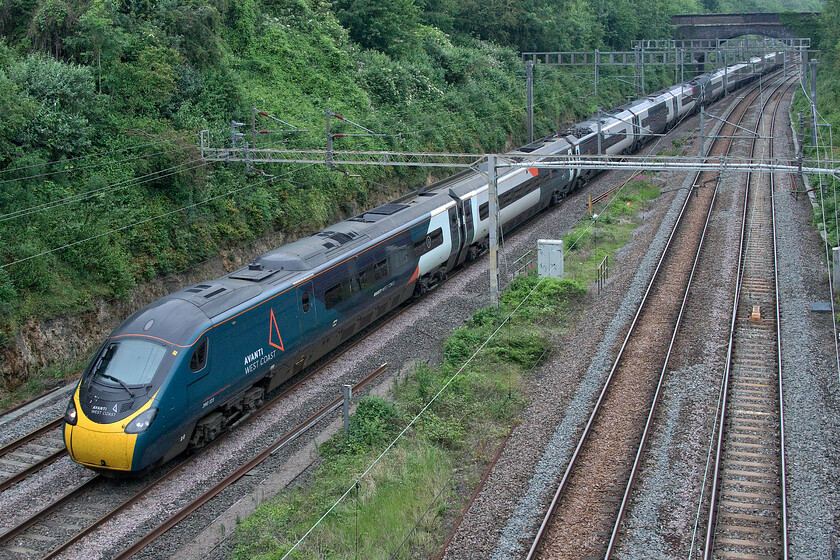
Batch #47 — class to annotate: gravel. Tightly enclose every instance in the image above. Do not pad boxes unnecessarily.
[774,97,840,559]
[440,82,832,560]
[0,385,74,447]
[613,82,840,560]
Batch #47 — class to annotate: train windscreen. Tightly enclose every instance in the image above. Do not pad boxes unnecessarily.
[92,339,167,388]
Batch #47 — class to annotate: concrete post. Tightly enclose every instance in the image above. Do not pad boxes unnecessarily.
[810,59,818,147]
[641,46,646,96]
[594,49,599,98]
[597,107,602,156]
[343,384,352,439]
[834,247,840,294]
[634,46,641,98]
[699,106,706,156]
[800,46,806,89]
[251,105,257,149]
[325,108,334,169]
[723,49,728,96]
[488,154,500,306]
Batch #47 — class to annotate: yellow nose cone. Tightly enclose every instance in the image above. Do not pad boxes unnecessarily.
[65,421,136,471]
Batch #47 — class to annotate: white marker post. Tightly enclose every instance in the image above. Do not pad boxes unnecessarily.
[342,384,352,439]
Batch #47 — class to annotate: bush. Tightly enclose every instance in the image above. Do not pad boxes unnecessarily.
[346,396,402,450]
[9,55,97,156]
[0,269,17,313]
[501,275,586,311]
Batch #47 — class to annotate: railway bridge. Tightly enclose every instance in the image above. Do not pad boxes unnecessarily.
[671,12,818,41]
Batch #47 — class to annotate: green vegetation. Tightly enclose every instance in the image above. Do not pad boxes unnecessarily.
[233,276,582,560]
[791,0,839,249]
[231,179,659,559]
[0,0,824,394]
[563,179,661,283]
[0,357,86,411]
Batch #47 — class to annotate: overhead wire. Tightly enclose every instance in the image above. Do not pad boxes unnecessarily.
[0,126,302,224]
[282,54,717,560]
[0,144,199,186]
[796,70,840,383]
[0,157,209,223]
[0,163,314,270]
[0,132,196,176]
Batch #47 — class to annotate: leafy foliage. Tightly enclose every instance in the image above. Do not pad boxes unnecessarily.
[0,0,820,393]
[333,0,420,54]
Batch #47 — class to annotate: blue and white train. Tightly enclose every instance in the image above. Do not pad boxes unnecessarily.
[63,51,783,472]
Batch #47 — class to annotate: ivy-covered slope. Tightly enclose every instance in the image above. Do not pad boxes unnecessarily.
[0,0,824,388]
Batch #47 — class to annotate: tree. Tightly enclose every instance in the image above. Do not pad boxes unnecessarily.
[66,0,125,92]
[108,43,180,114]
[9,55,96,156]
[333,0,420,54]
[162,0,222,68]
[29,0,74,57]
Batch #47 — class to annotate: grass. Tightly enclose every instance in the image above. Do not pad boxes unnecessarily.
[232,179,661,559]
[562,180,661,284]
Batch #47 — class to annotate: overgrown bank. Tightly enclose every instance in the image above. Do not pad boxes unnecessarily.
[791,0,839,255]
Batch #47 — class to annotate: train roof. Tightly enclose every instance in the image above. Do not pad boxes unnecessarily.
[111,187,456,345]
[510,132,573,156]
[111,296,212,347]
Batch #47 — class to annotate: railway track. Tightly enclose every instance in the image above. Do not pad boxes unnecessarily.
[0,361,388,559]
[0,419,65,493]
[701,78,796,560]
[525,72,789,560]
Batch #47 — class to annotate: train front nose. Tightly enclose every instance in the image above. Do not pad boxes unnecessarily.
[65,422,136,471]
[64,402,139,472]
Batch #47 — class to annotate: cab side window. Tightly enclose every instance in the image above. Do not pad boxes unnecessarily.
[190,338,209,372]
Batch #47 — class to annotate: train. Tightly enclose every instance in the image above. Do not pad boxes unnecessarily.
[63,51,784,473]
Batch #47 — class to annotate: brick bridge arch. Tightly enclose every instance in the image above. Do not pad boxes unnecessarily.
[671,12,817,41]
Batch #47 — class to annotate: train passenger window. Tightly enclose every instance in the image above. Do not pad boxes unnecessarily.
[324,284,343,309]
[359,268,372,289]
[413,228,444,257]
[190,338,209,372]
[374,260,388,280]
[301,291,310,312]
[479,202,489,220]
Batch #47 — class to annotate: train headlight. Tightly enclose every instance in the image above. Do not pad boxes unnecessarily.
[125,408,158,434]
[64,400,77,426]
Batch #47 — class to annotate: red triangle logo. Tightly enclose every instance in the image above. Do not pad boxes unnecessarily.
[528,168,538,177]
[269,309,284,351]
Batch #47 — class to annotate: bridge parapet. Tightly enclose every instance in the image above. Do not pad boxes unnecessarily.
[671,12,818,41]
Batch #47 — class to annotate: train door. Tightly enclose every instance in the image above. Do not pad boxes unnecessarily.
[633,114,642,150]
[186,336,214,415]
[461,199,474,245]
[450,198,475,264]
[295,280,318,373]
[446,205,460,270]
